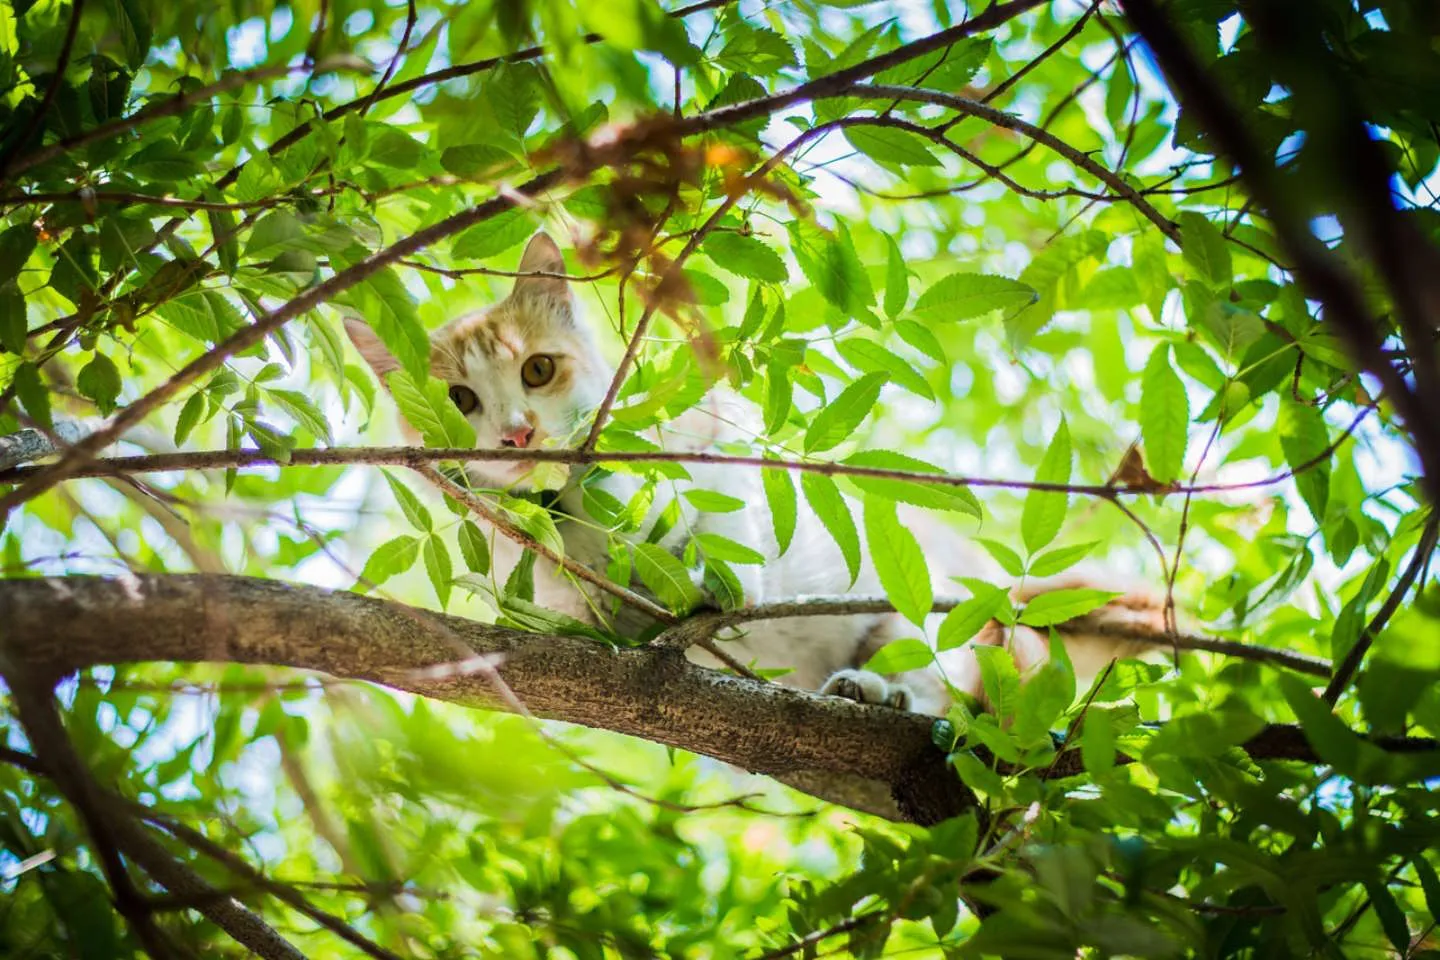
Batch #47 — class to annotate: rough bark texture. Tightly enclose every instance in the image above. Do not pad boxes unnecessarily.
[0,574,962,822]
[2,574,1431,825]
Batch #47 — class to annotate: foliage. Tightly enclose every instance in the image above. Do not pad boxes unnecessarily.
[1,0,1439,956]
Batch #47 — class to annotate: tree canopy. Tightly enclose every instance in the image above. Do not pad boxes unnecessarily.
[2,0,1440,957]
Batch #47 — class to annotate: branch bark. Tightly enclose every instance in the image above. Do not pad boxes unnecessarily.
[2,575,1431,828]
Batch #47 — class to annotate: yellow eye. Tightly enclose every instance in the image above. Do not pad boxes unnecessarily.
[521,354,556,388]
[448,385,479,415]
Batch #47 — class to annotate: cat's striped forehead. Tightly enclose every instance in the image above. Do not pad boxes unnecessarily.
[429,296,571,380]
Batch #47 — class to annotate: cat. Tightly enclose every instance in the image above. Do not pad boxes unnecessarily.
[346,232,1158,716]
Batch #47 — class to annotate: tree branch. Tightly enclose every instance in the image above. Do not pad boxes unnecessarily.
[2,576,1431,829]
[0,0,87,180]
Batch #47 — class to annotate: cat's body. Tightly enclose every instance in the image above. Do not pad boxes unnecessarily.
[347,233,1157,717]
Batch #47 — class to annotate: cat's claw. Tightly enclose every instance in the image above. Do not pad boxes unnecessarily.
[821,669,914,712]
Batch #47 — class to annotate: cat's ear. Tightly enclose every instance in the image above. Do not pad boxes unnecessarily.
[344,317,401,379]
[512,232,569,303]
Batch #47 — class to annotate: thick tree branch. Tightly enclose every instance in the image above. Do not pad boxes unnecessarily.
[2,576,1432,829]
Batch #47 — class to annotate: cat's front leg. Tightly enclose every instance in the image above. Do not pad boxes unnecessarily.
[820,669,918,711]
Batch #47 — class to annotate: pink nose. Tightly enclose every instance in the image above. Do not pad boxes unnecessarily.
[500,424,534,449]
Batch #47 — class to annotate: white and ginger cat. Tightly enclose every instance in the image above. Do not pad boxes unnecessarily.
[346,233,1158,716]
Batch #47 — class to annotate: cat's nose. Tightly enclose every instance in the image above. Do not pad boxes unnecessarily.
[500,424,534,449]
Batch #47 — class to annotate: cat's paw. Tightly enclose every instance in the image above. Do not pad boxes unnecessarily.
[821,669,915,711]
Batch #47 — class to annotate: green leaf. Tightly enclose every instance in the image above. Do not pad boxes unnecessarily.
[1029,541,1099,578]
[500,496,565,556]
[1365,880,1410,955]
[1141,344,1189,484]
[975,538,1025,577]
[453,208,535,260]
[937,587,1005,651]
[762,465,797,555]
[682,489,746,513]
[802,472,861,585]
[0,225,37,286]
[864,495,932,627]
[384,471,433,532]
[974,646,1021,720]
[12,362,51,429]
[864,638,934,675]
[440,144,513,178]
[695,532,766,565]
[76,353,122,415]
[0,284,26,354]
[244,211,306,260]
[703,559,745,611]
[703,232,787,283]
[763,364,792,435]
[1019,588,1121,627]
[267,389,333,444]
[357,535,421,590]
[423,535,453,608]
[842,450,980,517]
[912,272,1038,322]
[343,267,430,384]
[804,372,886,453]
[894,319,945,364]
[387,371,478,449]
[883,234,908,318]
[844,125,941,167]
[789,220,873,316]
[458,520,490,575]
[713,25,795,74]
[1021,419,1072,554]
[1413,856,1440,925]
[633,543,701,614]
[835,338,934,401]
[1278,399,1331,522]
[1179,211,1232,288]
[1081,709,1115,774]
[174,392,205,446]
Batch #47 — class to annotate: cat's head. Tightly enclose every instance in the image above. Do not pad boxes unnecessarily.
[346,232,613,489]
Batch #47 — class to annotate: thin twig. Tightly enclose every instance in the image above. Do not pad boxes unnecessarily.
[1322,512,1439,704]
[0,0,88,179]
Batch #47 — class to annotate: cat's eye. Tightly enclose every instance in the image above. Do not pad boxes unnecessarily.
[521,354,556,388]
[448,385,479,415]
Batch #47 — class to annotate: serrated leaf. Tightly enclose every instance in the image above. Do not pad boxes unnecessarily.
[1029,541,1099,578]
[633,543,700,614]
[864,495,932,627]
[894,319,945,364]
[864,638,934,675]
[974,646,1021,720]
[458,520,490,574]
[174,391,205,446]
[802,472,861,585]
[804,372,885,453]
[387,371,477,449]
[913,273,1038,322]
[340,266,429,384]
[844,125,941,167]
[423,535,453,608]
[384,471,433,532]
[12,362,51,429]
[1278,399,1331,522]
[357,535,421,591]
[267,388,333,444]
[702,232,787,283]
[243,211,306,259]
[835,338,934,400]
[762,465,797,554]
[713,25,795,74]
[883,234,908,318]
[1179,211,1232,288]
[1021,419,1071,554]
[453,208,535,260]
[976,538,1024,577]
[1141,344,1189,484]
[0,285,26,353]
[789,220,873,316]
[696,532,766,565]
[500,496,565,556]
[682,489,746,513]
[937,588,1005,651]
[76,354,122,415]
[703,558,745,611]
[843,449,981,517]
[1019,588,1121,627]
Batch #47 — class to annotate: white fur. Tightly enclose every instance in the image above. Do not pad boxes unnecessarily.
[349,234,1155,717]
